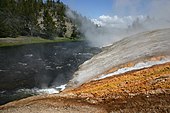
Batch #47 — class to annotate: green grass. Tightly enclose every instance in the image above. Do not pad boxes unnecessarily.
[0,36,82,47]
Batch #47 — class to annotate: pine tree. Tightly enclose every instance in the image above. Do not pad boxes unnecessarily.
[43,9,56,39]
[0,0,20,37]
[71,25,79,38]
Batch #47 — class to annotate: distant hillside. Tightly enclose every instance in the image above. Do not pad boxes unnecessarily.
[0,0,92,39]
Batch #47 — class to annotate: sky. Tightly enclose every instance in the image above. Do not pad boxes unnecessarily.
[61,0,151,19]
[61,0,170,28]
[62,0,170,47]
[61,0,113,19]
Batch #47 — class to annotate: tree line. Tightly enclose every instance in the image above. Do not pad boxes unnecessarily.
[0,0,81,39]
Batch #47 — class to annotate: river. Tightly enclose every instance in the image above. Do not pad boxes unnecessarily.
[0,41,101,105]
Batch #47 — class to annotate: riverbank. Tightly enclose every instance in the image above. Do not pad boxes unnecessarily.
[0,36,81,47]
[1,62,170,113]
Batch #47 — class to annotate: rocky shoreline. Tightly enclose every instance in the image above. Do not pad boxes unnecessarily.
[1,62,170,113]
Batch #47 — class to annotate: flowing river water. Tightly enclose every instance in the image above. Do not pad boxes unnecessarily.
[0,41,101,105]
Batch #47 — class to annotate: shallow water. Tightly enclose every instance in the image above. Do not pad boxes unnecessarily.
[0,41,100,105]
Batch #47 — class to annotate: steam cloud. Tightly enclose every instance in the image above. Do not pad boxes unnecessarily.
[66,0,170,47]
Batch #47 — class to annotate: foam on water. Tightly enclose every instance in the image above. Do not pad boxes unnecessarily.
[36,88,59,94]
[16,84,67,95]
[36,84,67,94]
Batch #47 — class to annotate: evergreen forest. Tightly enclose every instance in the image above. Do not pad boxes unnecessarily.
[0,0,87,39]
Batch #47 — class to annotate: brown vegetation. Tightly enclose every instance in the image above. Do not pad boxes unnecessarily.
[1,62,170,113]
[67,62,170,99]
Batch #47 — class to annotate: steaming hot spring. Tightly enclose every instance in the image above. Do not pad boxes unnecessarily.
[1,28,170,113]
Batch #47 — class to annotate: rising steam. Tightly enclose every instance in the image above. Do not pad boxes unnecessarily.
[66,0,170,47]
